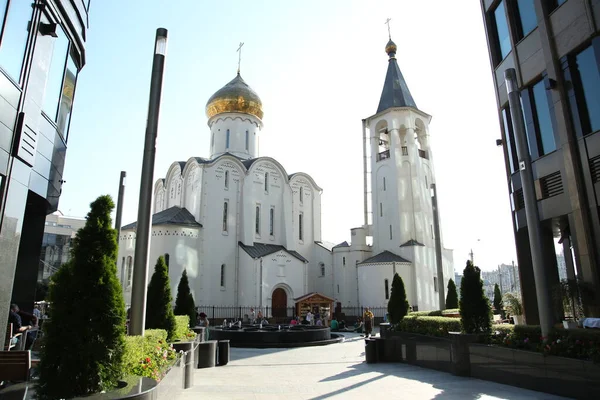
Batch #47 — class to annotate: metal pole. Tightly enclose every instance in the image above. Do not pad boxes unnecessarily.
[115,171,126,288]
[431,183,445,309]
[504,68,553,338]
[130,28,168,336]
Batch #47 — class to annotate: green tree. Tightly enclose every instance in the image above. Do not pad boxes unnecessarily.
[459,260,492,334]
[146,255,176,340]
[493,283,503,313]
[387,273,410,324]
[37,196,126,399]
[445,278,459,309]
[174,269,196,328]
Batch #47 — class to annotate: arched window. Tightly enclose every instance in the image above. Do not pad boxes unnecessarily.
[245,130,249,150]
[320,263,325,277]
[220,264,226,287]
[299,187,303,203]
[121,256,125,282]
[389,225,393,240]
[222,201,228,232]
[383,177,386,191]
[264,172,269,192]
[226,129,230,148]
[269,207,274,236]
[385,279,390,300]
[126,256,133,288]
[343,257,346,266]
[380,203,383,217]
[224,171,229,189]
[298,212,303,241]
[255,205,260,235]
[164,253,170,270]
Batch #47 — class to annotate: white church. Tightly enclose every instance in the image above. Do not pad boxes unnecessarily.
[117,37,454,315]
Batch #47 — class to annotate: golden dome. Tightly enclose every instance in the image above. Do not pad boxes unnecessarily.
[205,73,263,120]
[385,39,397,56]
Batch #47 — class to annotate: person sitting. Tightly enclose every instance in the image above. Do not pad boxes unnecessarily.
[301,316,310,325]
[330,317,339,331]
[290,318,298,325]
[316,318,323,326]
[354,318,364,334]
[338,320,346,330]
[9,304,37,350]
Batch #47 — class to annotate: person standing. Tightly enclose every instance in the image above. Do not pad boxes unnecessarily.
[363,308,374,338]
[306,310,313,325]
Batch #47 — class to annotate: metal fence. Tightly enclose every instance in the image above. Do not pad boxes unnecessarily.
[194,305,389,325]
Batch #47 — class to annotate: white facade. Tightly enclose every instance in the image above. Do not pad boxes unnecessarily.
[118,39,453,312]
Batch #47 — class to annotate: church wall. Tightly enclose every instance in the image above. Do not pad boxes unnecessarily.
[208,113,260,160]
[311,245,334,298]
[237,251,259,306]
[241,160,286,247]
[165,165,184,209]
[183,162,203,222]
[290,176,318,274]
[413,245,440,311]
[358,262,413,307]
[117,226,202,307]
[332,248,365,307]
[260,250,305,310]
[200,160,242,306]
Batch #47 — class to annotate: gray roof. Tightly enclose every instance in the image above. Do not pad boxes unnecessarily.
[315,241,336,252]
[333,241,350,249]
[377,49,417,113]
[121,206,201,230]
[238,242,308,263]
[359,250,410,265]
[400,239,425,247]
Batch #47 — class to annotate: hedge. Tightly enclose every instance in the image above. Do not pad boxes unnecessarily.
[123,329,177,381]
[407,309,459,318]
[173,315,196,342]
[395,316,462,337]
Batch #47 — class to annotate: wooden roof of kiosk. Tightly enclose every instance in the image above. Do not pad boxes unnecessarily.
[294,292,335,318]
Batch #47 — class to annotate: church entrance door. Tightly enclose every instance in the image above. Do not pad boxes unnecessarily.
[272,288,287,319]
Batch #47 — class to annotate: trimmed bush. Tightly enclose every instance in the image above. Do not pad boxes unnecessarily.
[388,273,409,324]
[395,315,462,337]
[37,195,126,399]
[173,316,196,341]
[146,256,176,340]
[442,308,460,316]
[123,329,176,381]
[459,260,492,334]
[493,284,502,313]
[174,269,196,328]
[445,279,459,309]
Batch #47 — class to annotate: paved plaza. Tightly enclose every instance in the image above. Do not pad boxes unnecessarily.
[187,333,570,400]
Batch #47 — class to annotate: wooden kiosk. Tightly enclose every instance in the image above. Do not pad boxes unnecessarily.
[294,292,335,322]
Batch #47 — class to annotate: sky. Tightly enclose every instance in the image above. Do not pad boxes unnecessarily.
[59,0,517,272]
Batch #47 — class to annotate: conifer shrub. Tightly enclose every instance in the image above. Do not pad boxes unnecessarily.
[459,260,492,334]
[493,283,503,313]
[37,195,126,399]
[174,269,196,328]
[445,279,459,309]
[388,273,410,324]
[146,256,176,340]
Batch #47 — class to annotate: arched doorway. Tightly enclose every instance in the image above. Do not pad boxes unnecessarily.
[271,288,287,318]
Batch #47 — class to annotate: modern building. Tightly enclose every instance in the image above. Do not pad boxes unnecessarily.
[0,0,91,350]
[479,0,600,323]
[482,263,521,300]
[39,211,85,282]
[118,36,454,314]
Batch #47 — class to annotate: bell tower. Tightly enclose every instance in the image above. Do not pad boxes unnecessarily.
[364,37,442,267]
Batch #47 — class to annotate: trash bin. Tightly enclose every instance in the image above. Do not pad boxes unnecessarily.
[365,338,377,364]
[196,340,217,368]
[217,340,230,366]
[374,337,386,362]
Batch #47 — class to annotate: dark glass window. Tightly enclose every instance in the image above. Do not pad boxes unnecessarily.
[164,253,170,270]
[299,213,303,241]
[384,279,389,300]
[531,80,556,154]
[224,171,229,188]
[43,25,69,124]
[0,0,33,83]
[343,257,346,266]
[492,1,511,61]
[549,0,567,13]
[255,205,260,234]
[245,130,249,150]
[575,46,600,134]
[516,0,537,39]
[264,173,268,192]
[220,264,225,287]
[502,108,519,173]
[269,207,274,236]
[226,129,230,148]
[299,186,303,203]
[222,201,228,232]
[57,53,78,138]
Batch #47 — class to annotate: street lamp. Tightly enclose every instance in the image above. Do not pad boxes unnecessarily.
[129,28,168,336]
